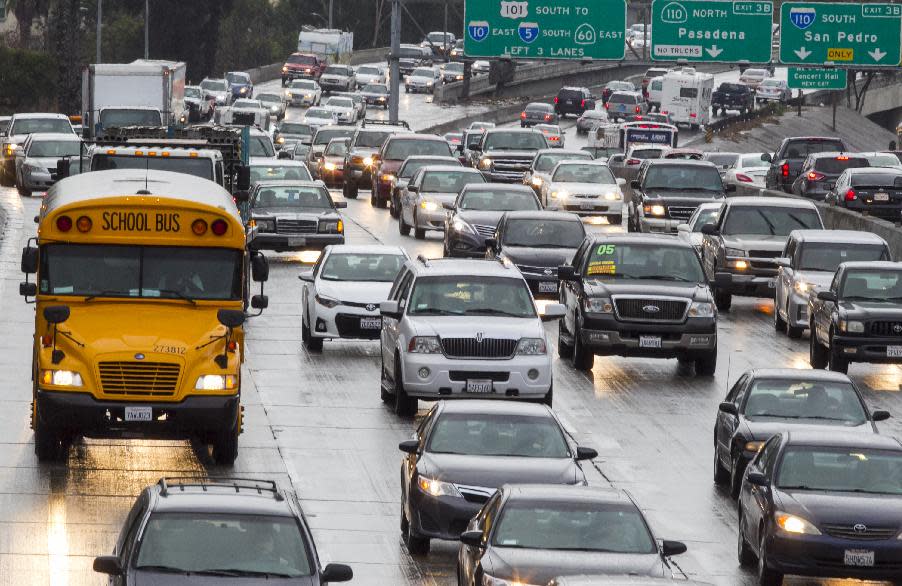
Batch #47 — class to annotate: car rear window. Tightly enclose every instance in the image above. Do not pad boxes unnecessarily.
[558,89,584,100]
[718,83,745,92]
[786,140,846,157]
[850,172,902,188]
[526,103,552,112]
[609,93,637,104]
[385,139,453,159]
[814,157,869,174]
[679,87,698,98]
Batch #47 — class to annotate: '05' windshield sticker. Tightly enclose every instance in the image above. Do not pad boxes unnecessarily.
[587,245,616,275]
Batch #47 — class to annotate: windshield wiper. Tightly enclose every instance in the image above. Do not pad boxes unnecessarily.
[411,308,460,316]
[465,308,526,317]
[84,290,131,302]
[194,568,294,578]
[157,289,197,305]
[633,275,695,282]
[779,485,814,490]
[135,565,189,574]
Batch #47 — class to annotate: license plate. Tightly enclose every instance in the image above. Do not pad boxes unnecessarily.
[125,406,152,422]
[539,281,557,293]
[844,549,874,567]
[888,345,902,357]
[580,202,595,210]
[288,237,306,246]
[874,192,890,202]
[466,379,493,393]
[639,336,662,348]
[566,99,575,105]
[360,317,381,329]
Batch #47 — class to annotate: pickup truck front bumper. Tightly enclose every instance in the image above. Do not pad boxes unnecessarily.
[831,335,902,365]
[581,314,716,359]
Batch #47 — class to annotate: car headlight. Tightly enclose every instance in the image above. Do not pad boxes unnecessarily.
[482,575,538,586]
[276,136,285,144]
[551,189,569,200]
[318,219,343,233]
[41,369,83,387]
[775,511,821,535]
[282,66,288,72]
[382,173,396,183]
[745,440,765,452]
[515,338,547,355]
[731,260,749,270]
[216,96,226,103]
[250,218,275,231]
[688,301,715,317]
[794,281,813,294]
[725,247,746,257]
[452,218,476,234]
[603,191,621,201]
[4,143,17,157]
[531,176,543,187]
[240,87,247,94]
[408,336,442,354]
[315,294,341,308]
[323,161,337,171]
[479,158,493,170]
[195,374,238,391]
[285,90,292,97]
[839,319,864,333]
[585,298,613,313]
[643,204,666,216]
[417,475,461,497]
[420,200,439,212]
[427,82,433,87]
[363,156,374,167]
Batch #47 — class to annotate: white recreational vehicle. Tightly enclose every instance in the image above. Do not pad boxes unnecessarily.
[660,67,714,129]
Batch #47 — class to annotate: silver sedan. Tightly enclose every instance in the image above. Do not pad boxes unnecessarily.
[14,133,82,195]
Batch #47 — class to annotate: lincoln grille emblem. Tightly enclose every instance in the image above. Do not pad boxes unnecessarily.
[475,332,484,343]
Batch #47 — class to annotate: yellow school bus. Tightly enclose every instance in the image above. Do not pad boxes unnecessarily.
[21,169,269,464]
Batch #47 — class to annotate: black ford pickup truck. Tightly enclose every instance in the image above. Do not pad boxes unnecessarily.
[809,261,902,373]
[711,83,755,116]
[558,234,718,375]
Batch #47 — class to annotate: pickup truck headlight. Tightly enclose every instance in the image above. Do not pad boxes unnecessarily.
[551,190,569,200]
[643,204,666,216]
[408,336,442,353]
[585,298,613,314]
[318,219,343,233]
[195,374,238,391]
[531,176,543,187]
[688,301,715,317]
[839,319,864,333]
[363,156,374,167]
[382,173,396,183]
[479,158,493,170]
[41,369,83,387]
[323,161,337,171]
[725,247,746,257]
[794,280,813,294]
[516,338,547,355]
[603,191,621,201]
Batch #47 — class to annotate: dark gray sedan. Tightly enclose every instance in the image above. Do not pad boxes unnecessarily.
[521,102,559,128]
[443,183,541,258]
[245,180,346,254]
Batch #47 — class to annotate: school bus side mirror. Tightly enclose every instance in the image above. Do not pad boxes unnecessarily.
[19,282,37,297]
[217,309,245,329]
[251,254,269,282]
[251,295,269,309]
[21,246,38,274]
[237,166,251,192]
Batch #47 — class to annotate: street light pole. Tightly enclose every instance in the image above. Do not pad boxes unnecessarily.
[95,0,102,63]
[328,0,333,28]
[144,0,149,59]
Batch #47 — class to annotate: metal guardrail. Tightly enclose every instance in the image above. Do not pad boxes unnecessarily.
[705,101,785,143]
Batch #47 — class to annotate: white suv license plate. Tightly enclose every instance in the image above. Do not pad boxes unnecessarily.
[466,379,493,393]
[639,336,662,348]
[580,202,595,210]
[888,345,902,357]
[125,406,152,422]
[844,549,874,567]
[539,281,557,293]
[360,317,381,329]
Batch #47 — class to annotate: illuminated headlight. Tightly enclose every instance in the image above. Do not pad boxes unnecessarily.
[276,136,285,144]
[427,82,434,87]
[839,319,864,333]
[725,247,746,257]
[688,301,715,317]
[382,174,396,183]
[603,191,621,201]
[745,440,764,452]
[420,200,439,212]
[531,176,543,187]
[644,204,666,216]
[551,190,569,200]
[41,370,83,387]
[282,66,288,72]
[409,336,442,354]
[240,87,247,94]
[482,575,539,586]
[270,105,279,112]
[195,374,238,391]
[253,218,274,231]
[363,156,374,167]
[453,218,475,234]
[775,511,821,535]
[417,475,461,497]
[315,294,341,308]
[285,90,292,97]
[323,161,337,171]
[3,143,17,157]
[376,97,387,102]
[479,158,493,170]
[732,260,749,270]
[585,298,613,313]
[216,96,226,103]
[516,338,547,355]
[318,219,343,233]
[794,281,812,294]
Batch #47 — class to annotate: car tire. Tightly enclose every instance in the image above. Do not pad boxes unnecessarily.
[714,289,732,312]
[757,533,784,586]
[557,321,574,358]
[571,325,594,371]
[17,180,31,197]
[344,180,359,200]
[828,342,849,374]
[809,323,829,369]
[302,314,324,352]
[394,355,417,417]
[737,514,756,566]
[212,414,240,466]
[609,214,622,226]
[542,385,553,407]
[372,186,386,208]
[33,407,65,462]
[389,192,400,218]
[786,320,804,339]
[399,209,411,236]
[695,350,717,376]
[713,447,730,485]
[413,211,426,240]
[773,301,786,332]
[730,456,746,499]
[401,507,430,555]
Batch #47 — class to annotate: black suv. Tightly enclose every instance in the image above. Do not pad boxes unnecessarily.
[765,136,848,193]
[809,261,902,373]
[93,478,353,583]
[341,119,410,199]
[711,83,755,116]
[558,235,718,375]
[554,87,595,118]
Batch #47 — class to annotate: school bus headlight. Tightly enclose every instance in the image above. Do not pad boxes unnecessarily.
[195,374,238,391]
[41,370,83,387]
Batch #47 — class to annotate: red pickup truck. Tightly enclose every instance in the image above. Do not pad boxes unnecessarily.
[281,53,326,86]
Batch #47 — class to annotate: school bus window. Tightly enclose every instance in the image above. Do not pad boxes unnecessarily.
[39,244,242,300]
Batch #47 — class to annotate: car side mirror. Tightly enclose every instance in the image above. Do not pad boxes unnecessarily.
[485,237,497,250]
[56,158,71,180]
[92,555,122,576]
[700,223,718,235]
[398,439,419,454]
[459,530,484,548]
[277,151,292,160]
[661,540,687,557]
[252,254,269,282]
[774,257,790,268]
[442,202,455,211]
[575,446,597,461]
[725,183,737,193]
[817,290,837,302]
[616,177,626,187]
[558,265,578,281]
[676,224,690,234]
[407,185,419,193]
[542,303,566,322]
[629,180,640,189]
[298,270,314,282]
[19,282,37,297]
[872,409,891,422]
[21,246,38,273]
[251,295,269,310]
[321,563,353,582]
[237,165,251,192]
[380,300,402,319]
[718,401,738,416]
[746,471,769,487]
[334,200,348,209]
[43,305,70,324]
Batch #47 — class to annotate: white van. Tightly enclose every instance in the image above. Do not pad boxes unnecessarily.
[660,68,714,129]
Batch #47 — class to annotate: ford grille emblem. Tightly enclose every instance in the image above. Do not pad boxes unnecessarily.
[366,304,377,312]
[134,353,145,360]
[642,305,661,313]
[543,268,553,276]
[894,324,902,334]
[475,332,484,343]
[853,523,868,533]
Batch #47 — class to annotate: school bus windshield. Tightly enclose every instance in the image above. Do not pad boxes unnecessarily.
[91,155,215,181]
[39,244,242,300]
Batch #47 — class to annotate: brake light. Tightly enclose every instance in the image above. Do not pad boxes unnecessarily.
[736,174,754,183]
[689,113,697,118]
[807,171,825,181]
[604,102,610,109]
[580,99,586,107]
[845,189,857,201]
[627,158,640,165]
[635,106,641,113]
[554,97,559,104]
[544,114,553,121]
[56,215,72,232]
[836,155,849,161]
[781,163,789,177]
[211,219,228,236]
[520,112,527,119]
[661,110,668,115]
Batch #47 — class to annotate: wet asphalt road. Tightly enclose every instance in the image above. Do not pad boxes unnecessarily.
[1,80,899,586]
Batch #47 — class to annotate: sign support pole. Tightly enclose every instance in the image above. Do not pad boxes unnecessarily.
[389,0,401,124]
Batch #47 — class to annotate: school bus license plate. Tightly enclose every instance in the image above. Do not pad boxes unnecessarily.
[125,406,152,422]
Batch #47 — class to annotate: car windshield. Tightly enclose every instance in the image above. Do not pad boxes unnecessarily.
[323,66,349,75]
[201,80,227,91]
[427,32,450,42]
[28,140,80,158]
[631,149,666,160]
[290,80,317,90]
[743,379,867,424]
[483,132,547,151]
[320,253,405,282]
[536,153,592,172]
[459,189,539,211]
[798,243,888,272]
[428,412,569,457]
[721,206,821,236]
[400,158,458,178]
[40,244,241,300]
[306,108,333,120]
[357,67,381,75]
[258,94,280,104]
[249,135,275,158]
[249,165,312,183]
[280,123,313,136]
[324,141,347,156]
[420,170,484,193]
[607,81,633,91]
[865,154,901,168]
[135,513,312,577]
[740,153,770,168]
[412,67,435,77]
[363,84,388,94]
[813,157,869,174]
[445,63,464,73]
[313,128,353,146]
[705,153,739,168]
[385,139,452,159]
[493,501,656,553]
[287,54,316,64]
[743,69,767,78]
[233,100,261,109]
[585,242,704,282]
[253,185,332,210]
[552,164,615,184]
[355,131,392,149]
[98,108,163,127]
[325,98,353,109]
[760,79,782,88]
[226,73,249,84]
[776,447,902,494]
[840,269,902,300]
[408,276,536,317]
[689,207,721,231]
[643,165,724,191]
[850,172,902,188]
[185,87,202,98]
[10,118,72,135]
[502,219,585,248]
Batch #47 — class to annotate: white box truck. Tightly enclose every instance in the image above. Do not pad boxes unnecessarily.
[82,59,188,138]
[660,67,714,129]
[297,27,354,64]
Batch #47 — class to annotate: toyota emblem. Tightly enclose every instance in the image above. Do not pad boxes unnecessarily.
[642,305,661,313]
[853,523,868,533]
[475,332,484,343]
[543,268,553,276]
[366,304,377,312]
[134,353,145,360]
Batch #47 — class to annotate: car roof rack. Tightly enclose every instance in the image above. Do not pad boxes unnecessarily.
[157,477,284,500]
[361,118,410,129]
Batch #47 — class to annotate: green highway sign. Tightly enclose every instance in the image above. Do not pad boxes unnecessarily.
[780,2,902,66]
[788,67,847,90]
[651,0,773,63]
[463,0,626,60]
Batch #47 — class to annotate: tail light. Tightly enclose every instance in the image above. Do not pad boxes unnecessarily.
[520,112,527,119]
[544,114,553,121]
[736,174,754,183]
[836,155,849,161]
[211,219,228,236]
[781,163,789,177]
[627,158,640,165]
[56,215,72,232]
[845,189,857,201]
[635,106,641,113]
[807,171,825,181]
[661,110,668,115]
[689,113,697,118]
[580,99,586,107]
[604,102,610,109]
[554,97,559,104]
